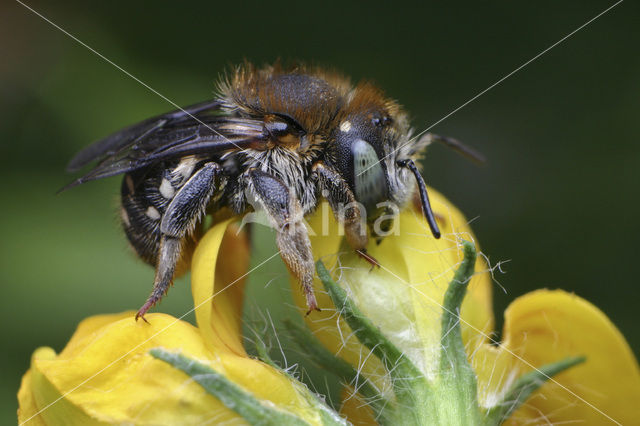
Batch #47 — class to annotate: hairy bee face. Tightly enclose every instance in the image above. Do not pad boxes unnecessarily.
[333,114,390,215]
[329,90,413,227]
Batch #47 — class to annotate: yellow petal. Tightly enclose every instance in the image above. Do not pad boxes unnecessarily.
[292,189,493,392]
[192,219,249,356]
[20,313,242,425]
[18,371,42,426]
[475,289,640,425]
[57,312,134,358]
[18,351,66,426]
[338,386,377,425]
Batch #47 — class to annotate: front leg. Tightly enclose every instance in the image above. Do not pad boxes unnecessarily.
[247,169,319,313]
[312,162,378,267]
[136,162,221,321]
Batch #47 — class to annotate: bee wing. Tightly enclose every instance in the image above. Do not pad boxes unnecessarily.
[62,100,266,190]
[67,100,227,172]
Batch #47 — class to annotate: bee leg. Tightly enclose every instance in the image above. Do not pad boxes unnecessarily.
[312,162,379,268]
[355,249,380,269]
[136,236,181,322]
[136,162,220,321]
[247,169,319,314]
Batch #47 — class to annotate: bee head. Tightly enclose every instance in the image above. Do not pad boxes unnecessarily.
[329,84,441,239]
[328,88,407,233]
[332,111,390,209]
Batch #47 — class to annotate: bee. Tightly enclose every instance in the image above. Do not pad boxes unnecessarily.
[64,63,482,321]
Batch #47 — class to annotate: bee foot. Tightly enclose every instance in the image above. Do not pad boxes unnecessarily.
[135,299,157,323]
[305,294,320,316]
[356,249,380,270]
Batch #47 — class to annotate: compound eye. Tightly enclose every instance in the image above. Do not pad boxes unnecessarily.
[352,139,388,211]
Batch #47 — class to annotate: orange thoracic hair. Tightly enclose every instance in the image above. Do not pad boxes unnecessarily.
[218,63,406,138]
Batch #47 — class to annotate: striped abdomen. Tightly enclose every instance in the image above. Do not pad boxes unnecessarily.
[120,157,200,268]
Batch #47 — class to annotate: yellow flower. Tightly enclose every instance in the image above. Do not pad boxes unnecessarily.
[19,187,639,425]
[292,189,640,424]
[18,220,338,425]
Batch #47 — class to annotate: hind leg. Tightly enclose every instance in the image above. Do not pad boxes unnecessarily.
[136,162,220,321]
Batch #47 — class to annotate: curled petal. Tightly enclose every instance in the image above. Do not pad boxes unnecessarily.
[192,219,249,356]
[474,289,640,425]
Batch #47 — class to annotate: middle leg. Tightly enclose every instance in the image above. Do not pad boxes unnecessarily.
[246,169,319,313]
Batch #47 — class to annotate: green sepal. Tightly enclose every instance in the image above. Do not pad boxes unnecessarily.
[440,241,477,373]
[437,240,481,423]
[150,348,310,426]
[316,260,431,424]
[484,355,586,424]
[284,318,389,421]
[251,327,281,371]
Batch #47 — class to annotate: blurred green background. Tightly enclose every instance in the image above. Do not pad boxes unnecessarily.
[2,0,639,423]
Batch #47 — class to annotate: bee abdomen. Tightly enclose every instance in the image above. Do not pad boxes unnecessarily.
[120,158,198,266]
[120,173,167,266]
